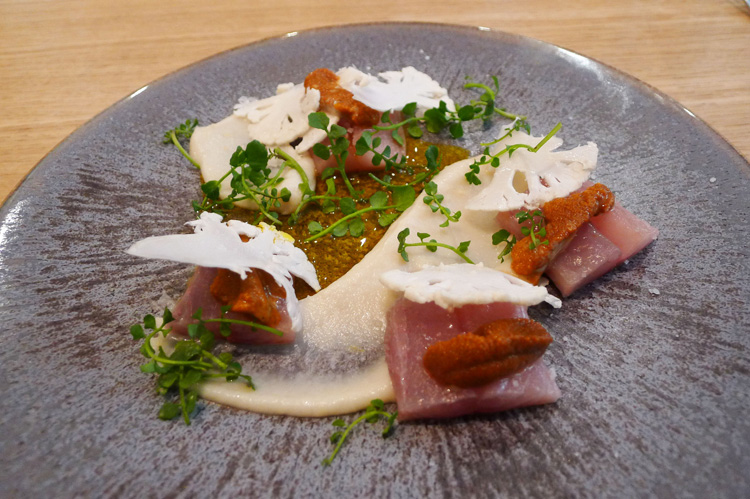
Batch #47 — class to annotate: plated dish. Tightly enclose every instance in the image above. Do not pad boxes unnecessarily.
[1,24,748,497]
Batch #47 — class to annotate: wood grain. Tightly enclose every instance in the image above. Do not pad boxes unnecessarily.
[1,0,748,203]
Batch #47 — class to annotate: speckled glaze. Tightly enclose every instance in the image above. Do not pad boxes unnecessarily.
[1,24,748,498]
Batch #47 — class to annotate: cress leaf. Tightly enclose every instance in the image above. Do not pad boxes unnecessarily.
[401,102,418,116]
[162,307,174,325]
[144,314,156,330]
[391,185,416,212]
[339,197,358,215]
[369,190,388,209]
[449,123,464,139]
[158,402,181,421]
[329,124,347,140]
[348,218,365,237]
[201,180,221,200]
[158,372,179,389]
[312,143,330,160]
[378,212,399,227]
[308,112,330,130]
[332,223,349,237]
[130,324,145,340]
[308,221,323,235]
[321,200,336,214]
[391,129,405,146]
[179,370,203,390]
[184,391,198,416]
[406,125,423,138]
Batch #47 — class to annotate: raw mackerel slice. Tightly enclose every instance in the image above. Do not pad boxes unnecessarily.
[544,222,622,297]
[311,126,404,174]
[170,266,294,344]
[590,202,659,265]
[385,298,560,421]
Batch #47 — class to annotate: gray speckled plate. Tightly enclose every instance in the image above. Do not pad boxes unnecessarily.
[1,23,749,498]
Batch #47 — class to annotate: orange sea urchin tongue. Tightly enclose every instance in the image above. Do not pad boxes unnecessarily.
[304,68,381,127]
[423,318,553,388]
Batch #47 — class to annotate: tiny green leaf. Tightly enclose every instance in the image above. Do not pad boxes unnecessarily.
[348,217,365,237]
[339,197,357,215]
[308,112,330,130]
[144,314,156,330]
[312,143,330,160]
[158,402,181,421]
[332,223,349,237]
[308,221,323,235]
[130,324,145,340]
[401,102,417,116]
[378,212,399,227]
[369,190,388,209]
[391,185,416,212]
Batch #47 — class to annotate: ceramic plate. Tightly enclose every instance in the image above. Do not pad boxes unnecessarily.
[1,23,748,498]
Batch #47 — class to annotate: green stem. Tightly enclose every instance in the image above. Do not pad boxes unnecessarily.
[464,82,496,99]
[337,157,359,198]
[274,147,311,193]
[493,107,527,121]
[179,384,190,425]
[404,242,475,264]
[143,330,214,370]
[200,349,228,370]
[170,131,201,169]
[322,410,392,466]
[203,318,284,337]
[480,124,521,147]
[530,122,562,152]
[373,116,420,132]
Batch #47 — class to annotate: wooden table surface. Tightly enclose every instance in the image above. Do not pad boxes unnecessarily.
[1,0,748,204]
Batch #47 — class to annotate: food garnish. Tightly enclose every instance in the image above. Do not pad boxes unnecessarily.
[308,111,363,198]
[516,210,549,250]
[422,181,461,227]
[491,229,516,263]
[380,263,561,309]
[322,399,397,467]
[163,118,200,168]
[423,318,553,388]
[193,140,311,221]
[130,307,254,425]
[396,228,473,264]
[464,122,562,186]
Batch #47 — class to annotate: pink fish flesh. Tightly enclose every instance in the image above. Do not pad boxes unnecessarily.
[385,298,561,421]
[590,202,659,266]
[544,223,622,297]
[169,266,294,344]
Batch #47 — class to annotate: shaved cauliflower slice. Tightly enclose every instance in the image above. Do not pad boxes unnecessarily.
[126,212,320,332]
[466,129,598,213]
[338,66,455,113]
[380,263,561,310]
[233,83,337,151]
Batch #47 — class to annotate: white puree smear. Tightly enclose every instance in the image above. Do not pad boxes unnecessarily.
[188,125,593,416]
[150,333,394,417]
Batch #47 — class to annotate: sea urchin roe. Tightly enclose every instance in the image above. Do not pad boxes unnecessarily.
[210,268,286,326]
[304,68,381,127]
[423,318,553,388]
[511,183,615,276]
